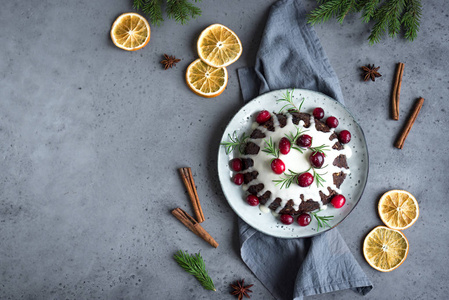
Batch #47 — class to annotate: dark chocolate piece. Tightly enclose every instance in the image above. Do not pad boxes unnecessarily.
[332,141,344,150]
[262,117,275,132]
[247,183,264,195]
[241,158,254,170]
[275,113,287,127]
[268,198,282,211]
[243,171,258,184]
[250,129,266,139]
[315,119,330,132]
[290,112,311,127]
[332,171,347,189]
[244,142,260,155]
[333,154,349,169]
[319,187,337,205]
[297,198,320,214]
[259,191,271,205]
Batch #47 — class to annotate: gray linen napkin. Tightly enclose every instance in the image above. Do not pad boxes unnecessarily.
[236,0,373,299]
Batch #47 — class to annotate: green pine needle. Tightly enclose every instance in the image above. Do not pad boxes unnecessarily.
[307,0,422,44]
[220,131,249,155]
[133,0,202,26]
[173,250,216,291]
[311,210,334,232]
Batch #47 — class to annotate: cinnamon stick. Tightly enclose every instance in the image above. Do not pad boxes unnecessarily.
[394,97,424,149]
[179,167,205,223]
[171,208,218,248]
[391,62,404,120]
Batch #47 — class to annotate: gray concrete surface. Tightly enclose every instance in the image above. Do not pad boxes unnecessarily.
[1,0,448,299]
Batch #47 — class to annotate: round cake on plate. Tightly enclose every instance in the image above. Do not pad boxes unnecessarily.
[224,99,353,227]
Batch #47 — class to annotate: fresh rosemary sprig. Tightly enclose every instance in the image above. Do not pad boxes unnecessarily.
[273,166,327,189]
[173,250,216,291]
[285,127,308,153]
[262,137,280,158]
[312,168,328,188]
[276,89,305,114]
[311,209,334,232]
[220,131,249,155]
[309,144,330,154]
[273,169,300,189]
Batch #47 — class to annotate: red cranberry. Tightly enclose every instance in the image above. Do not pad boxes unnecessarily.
[279,137,291,155]
[271,158,285,174]
[297,213,311,226]
[230,158,242,171]
[313,107,324,119]
[331,194,346,208]
[309,151,325,168]
[232,173,244,185]
[298,172,314,187]
[280,214,294,225]
[338,130,351,144]
[256,110,271,123]
[297,134,312,148]
[246,195,260,206]
[326,116,339,128]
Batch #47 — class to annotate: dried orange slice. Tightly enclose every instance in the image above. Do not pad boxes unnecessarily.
[110,13,150,51]
[363,226,409,272]
[197,24,242,68]
[186,59,228,98]
[378,190,419,230]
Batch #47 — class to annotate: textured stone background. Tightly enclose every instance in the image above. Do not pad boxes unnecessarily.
[1,0,448,299]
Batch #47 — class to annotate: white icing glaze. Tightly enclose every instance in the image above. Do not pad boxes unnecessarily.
[243,114,351,212]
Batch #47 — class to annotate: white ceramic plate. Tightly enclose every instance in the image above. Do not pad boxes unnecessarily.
[218,88,369,238]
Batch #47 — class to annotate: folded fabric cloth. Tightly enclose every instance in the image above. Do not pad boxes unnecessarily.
[236,0,373,299]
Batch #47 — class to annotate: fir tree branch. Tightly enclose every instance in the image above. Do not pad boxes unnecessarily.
[401,0,422,41]
[133,0,202,26]
[174,250,216,291]
[308,0,422,44]
[166,0,202,25]
[336,0,358,24]
[360,0,381,22]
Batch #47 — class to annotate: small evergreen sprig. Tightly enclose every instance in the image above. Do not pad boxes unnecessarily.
[285,127,308,153]
[173,250,216,291]
[220,131,249,155]
[273,169,300,189]
[307,0,422,44]
[309,144,330,154]
[262,137,280,158]
[273,167,327,189]
[311,209,334,232]
[312,168,327,188]
[277,89,305,114]
[133,0,202,26]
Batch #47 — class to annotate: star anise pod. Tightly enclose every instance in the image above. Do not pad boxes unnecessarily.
[161,54,181,70]
[361,64,382,82]
[230,279,253,300]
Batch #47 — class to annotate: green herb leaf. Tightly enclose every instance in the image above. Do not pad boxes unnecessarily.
[220,131,249,155]
[309,144,330,154]
[273,169,302,189]
[173,250,216,291]
[311,210,334,232]
[262,137,280,158]
[276,89,304,114]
